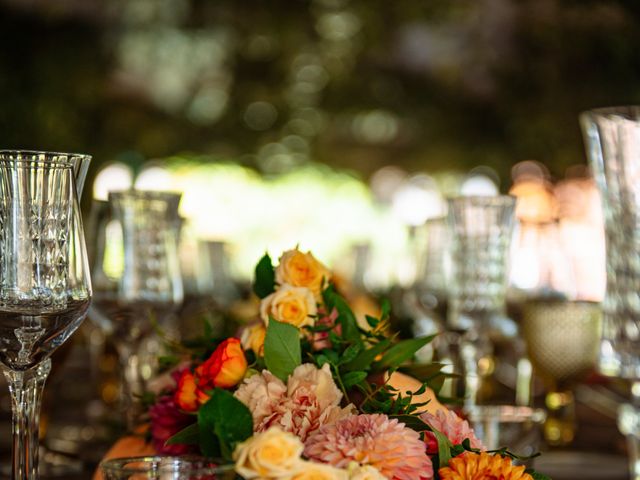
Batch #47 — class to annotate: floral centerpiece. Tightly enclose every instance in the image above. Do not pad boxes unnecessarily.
[144,248,550,480]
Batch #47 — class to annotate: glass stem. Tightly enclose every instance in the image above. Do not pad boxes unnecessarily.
[3,359,51,480]
[116,342,143,431]
[620,381,640,480]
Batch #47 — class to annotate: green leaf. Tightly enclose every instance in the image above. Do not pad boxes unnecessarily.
[527,470,553,480]
[432,426,453,471]
[320,348,340,365]
[253,253,275,299]
[343,339,391,372]
[339,343,362,365]
[323,287,360,344]
[158,355,180,371]
[165,422,200,446]
[198,389,253,460]
[389,414,431,432]
[264,319,301,381]
[365,315,379,328]
[341,370,368,388]
[380,299,391,320]
[374,336,436,370]
[315,354,330,367]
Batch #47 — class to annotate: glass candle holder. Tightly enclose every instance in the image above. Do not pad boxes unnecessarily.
[100,456,236,480]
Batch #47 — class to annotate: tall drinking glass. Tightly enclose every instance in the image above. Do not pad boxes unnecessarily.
[0,151,92,480]
[581,106,640,479]
[447,195,516,408]
[90,190,183,429]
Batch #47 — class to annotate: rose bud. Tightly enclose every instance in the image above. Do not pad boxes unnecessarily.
[174,370,210,412]
[196,338,248,389]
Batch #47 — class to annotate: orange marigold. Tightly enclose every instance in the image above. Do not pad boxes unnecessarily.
[438,452,533,480]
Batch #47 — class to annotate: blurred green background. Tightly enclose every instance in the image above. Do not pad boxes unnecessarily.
[2,0,639,182]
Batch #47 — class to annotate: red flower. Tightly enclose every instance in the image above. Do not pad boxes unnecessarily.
[150,394,197,455]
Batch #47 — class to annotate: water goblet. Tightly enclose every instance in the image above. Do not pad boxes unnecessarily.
[446,195,517,408]
[89,190,183,429]
[581,106,640,479]
[0,151,92,479]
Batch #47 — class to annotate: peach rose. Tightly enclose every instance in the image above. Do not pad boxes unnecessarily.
[196,338,248,390]
[241,322,267,356]
[275,249,330,298]
[260,284,317,329]
[233,427,304,479]
[290,461,348,480]
[347,463,387,480]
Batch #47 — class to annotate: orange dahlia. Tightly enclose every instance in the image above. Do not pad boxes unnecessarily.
[438,452,533,480]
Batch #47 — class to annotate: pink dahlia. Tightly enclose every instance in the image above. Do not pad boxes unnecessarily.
[304,413,433,480]
[420,409,484,455]
[149,394,197,455]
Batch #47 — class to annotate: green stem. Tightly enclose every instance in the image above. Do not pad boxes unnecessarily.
[331,364,351,406]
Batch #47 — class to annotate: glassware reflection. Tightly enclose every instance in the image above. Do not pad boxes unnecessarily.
[89,190,183,429]
[446,195,516,408]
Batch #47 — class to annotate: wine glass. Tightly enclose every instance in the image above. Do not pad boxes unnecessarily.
[0,151,92,480]
[89,190,183,429]
[581,106,640,479]
[446,195,516,408]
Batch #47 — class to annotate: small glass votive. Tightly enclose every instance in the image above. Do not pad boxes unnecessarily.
[99,456,236,480]
[466,405,547,459]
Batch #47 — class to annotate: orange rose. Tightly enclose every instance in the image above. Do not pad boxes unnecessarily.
[275,249,331,298]
[175,370,210,412]
[241,322,267,356]
[196,338,248,390]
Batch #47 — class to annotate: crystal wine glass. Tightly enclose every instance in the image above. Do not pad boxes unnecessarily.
[89,190,183,429]
[446,195,517,409]
[0,151,92,480]
[581,106,640,479]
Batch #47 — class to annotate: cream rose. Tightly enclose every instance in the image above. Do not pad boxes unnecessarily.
[260,284,317,329]
[275,249,331,298]
[288,461,349,480]
[233,427,304,479]
[347,463,387,480]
